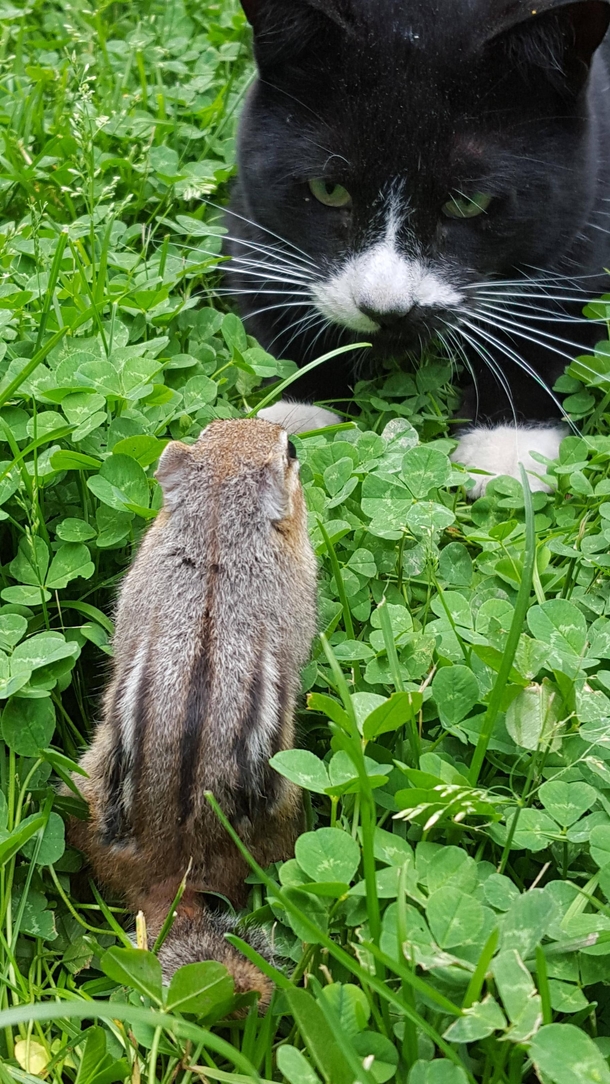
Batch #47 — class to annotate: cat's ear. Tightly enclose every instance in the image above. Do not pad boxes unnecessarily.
[486,1,610,92]
[240,0,347,27]
[239,0,349,66]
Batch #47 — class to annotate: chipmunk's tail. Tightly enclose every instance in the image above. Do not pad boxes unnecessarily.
[141,886,273,1010]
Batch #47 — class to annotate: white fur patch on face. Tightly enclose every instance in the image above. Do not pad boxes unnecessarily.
[310,209,462,330]
[452,424,567,499]
[258,400,340,433]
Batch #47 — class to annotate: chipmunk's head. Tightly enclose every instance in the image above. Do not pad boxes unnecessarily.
[155,418,307,536]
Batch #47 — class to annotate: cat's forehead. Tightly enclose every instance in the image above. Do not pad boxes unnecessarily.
[327,0,517,49]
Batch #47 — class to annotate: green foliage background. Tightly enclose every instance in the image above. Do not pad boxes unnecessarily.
[2,1,610,1082]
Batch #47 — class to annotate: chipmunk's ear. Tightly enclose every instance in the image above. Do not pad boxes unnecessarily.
[259,460,289,523]
[155,442,192,511]
[484,1,610,93]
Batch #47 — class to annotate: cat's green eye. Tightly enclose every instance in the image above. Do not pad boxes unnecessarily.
[442,192,493,219]
[308,178,352,208]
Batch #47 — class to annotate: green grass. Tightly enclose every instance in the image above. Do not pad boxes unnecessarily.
[1,1,610,1082]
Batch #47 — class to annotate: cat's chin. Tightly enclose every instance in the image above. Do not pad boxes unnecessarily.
[452,423,567,499]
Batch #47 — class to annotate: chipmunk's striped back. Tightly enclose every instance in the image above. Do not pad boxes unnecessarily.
[69,419,317,994]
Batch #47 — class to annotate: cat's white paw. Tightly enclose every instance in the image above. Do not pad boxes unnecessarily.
[452,424,566,499]
[257,399,340,434]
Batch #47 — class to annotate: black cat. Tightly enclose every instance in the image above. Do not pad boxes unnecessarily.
[226,0,610,493]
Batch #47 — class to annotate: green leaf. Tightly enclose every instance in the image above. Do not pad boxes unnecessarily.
[46,543,95,589]
[88,453,150,514]
[539,781,597,827]
[282,986,362,1084]
[0,614,28,650]
[56,517,97,542]
[505,681,563,751]
[530,1024,610,1084]
[74,1027,109,1084]
[165,961,234,1015]
[324,457,353,497]
[548,981,589,1014]
[352,1031,399,1083]
[318,983,370,1036]
[270,750,331,794]
[406,501,455,537]
[443,996,506,1043]
[432,665,480,727]
[281,886,329,944]
[100,947,163,1005]
[492,950,542,1041]
[50,450,103,471]
[500,888,555,958]
[426,887,485,949]
[401,446,451,498]
[346,547,377,579]
[295,828,361,884]
[0,813,45,868]
[21,811,65,865]
[1,585,51,605]
[112,435,168,468]
[589,824,610,868]
[9,536,49,586]
[527,600,587,662]
[438,542,473,586]
[277,1046,322,1084]
[408,1060,469,1084]
[11,632,78,674]
[2,696,55,755]
[362,691,422,740]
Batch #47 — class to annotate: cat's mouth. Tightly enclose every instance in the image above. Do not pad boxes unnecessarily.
[357,310,457,358]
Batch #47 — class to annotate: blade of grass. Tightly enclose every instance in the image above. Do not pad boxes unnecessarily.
[469,464,535,785]
[250,342,371,415]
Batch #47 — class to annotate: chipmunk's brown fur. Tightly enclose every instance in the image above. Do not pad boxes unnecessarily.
[68,419,317,1004]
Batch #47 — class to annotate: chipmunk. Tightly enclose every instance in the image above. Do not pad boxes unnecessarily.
[68,419,317,1002]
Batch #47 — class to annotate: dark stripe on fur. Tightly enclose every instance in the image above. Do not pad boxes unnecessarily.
[127,648,153,821]
[100,736,130,845]
[233,650,274,823]
[178,613,212,826]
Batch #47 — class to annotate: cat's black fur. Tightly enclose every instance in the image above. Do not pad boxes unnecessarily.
[227,0,610,422]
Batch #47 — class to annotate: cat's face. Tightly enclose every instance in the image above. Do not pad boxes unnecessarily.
[232,0,610,365]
